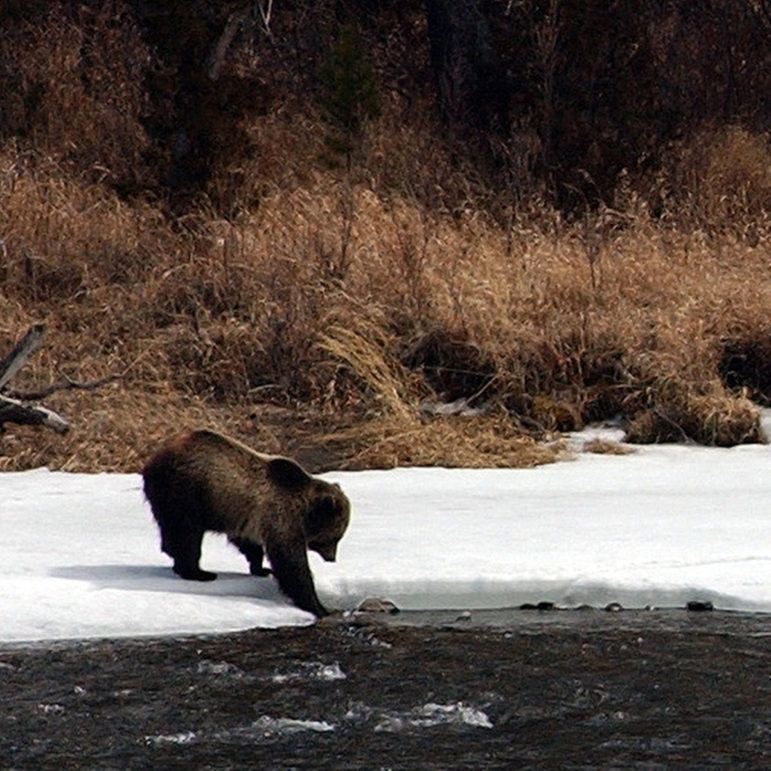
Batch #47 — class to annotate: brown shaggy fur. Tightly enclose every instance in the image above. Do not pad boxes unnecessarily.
[142,429,351,617]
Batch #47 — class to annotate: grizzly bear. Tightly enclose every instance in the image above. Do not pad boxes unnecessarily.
[142,429,351,617]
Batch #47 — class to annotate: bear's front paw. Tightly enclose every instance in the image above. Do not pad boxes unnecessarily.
[250,566,272,577]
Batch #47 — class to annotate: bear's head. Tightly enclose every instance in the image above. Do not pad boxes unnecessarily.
[267,457,351,561]
[304,481,351,562]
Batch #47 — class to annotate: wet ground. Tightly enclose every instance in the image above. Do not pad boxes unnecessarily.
[1,609,769,769]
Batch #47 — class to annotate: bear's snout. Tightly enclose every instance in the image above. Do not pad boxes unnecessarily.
[313,542,337,562]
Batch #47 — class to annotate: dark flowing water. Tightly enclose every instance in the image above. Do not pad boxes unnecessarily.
[1,610,769,769]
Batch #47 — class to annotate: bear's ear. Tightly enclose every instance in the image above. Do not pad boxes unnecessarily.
[267,457,312,490]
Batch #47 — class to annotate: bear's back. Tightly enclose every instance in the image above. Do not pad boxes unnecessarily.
[152,430,271,531]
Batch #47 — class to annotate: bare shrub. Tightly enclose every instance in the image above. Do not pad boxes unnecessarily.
[404,328,497,404]
[719,332,771,405]
[583,439,634,456]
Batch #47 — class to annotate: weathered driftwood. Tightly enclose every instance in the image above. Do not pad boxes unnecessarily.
[0,324,70,434]
[0,322,45,391]
[0,394,69,434]
[1,325,130,434]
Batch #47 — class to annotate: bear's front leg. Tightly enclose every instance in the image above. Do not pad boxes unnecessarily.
[264,536,329,617]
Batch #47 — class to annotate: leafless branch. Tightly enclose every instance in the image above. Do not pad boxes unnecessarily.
[255,0,274,36]
[206,7,250,80]
[5,373,123,401]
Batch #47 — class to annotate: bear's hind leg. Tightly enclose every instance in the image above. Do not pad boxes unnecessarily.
[162,526,217,581]
[230,537,271,577]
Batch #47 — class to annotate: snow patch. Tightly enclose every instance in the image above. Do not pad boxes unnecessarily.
[252,716,336,734]
[759,408,771,442]
[344,701,493,731]
[38,703,65,716]
[568,420,628,452]
[2,438,771,643]
[146,718,335,748]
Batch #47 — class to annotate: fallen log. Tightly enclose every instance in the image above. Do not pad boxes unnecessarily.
[0,394,69,434]
[0,324,70,434]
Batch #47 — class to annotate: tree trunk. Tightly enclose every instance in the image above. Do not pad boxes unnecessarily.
[425,0,494,127]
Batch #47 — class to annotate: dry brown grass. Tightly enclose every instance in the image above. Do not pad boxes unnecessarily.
[2,133,770,472]
[582,439,635,456]
[667,125,771,230]
[626,391,762,446]
[1,13,770,472]
[316,414,566,470]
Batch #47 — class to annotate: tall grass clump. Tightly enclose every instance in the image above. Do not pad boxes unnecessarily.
[664,125,771,231]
